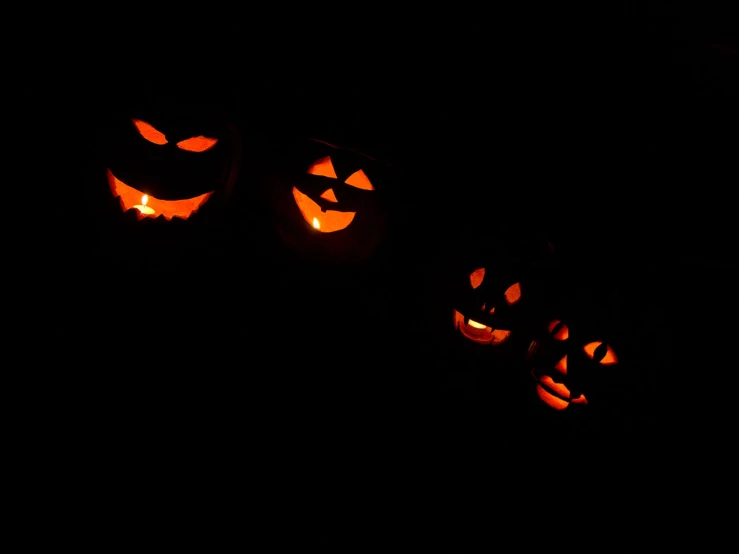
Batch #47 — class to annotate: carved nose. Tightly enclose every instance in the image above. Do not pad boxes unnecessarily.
[320,188,338,202]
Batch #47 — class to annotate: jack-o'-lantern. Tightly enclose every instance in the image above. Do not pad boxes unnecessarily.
[430,233,554,356]
[261,136,392,264]
[453,267,522,346]
[524,275,627,421]
[99,100,241,224]
[528,318,619,411]
[423,230,556,410]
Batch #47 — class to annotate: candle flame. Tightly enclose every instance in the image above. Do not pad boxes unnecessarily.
[312,217,320,229]
[142,195,148,207]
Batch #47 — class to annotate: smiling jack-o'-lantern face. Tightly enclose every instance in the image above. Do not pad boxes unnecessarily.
[104,105,241,222]
[530,319,619,410]
[293,154,375,232]
[263,137,391,264]
[453,267,522,345]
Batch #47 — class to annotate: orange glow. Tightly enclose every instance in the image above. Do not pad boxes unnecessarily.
[541,375,570,398]
[554,355,567,374]
[583,342,619,365]
[320,189,338,202]
[107,169,213,221]
[132,119,167,145]
[489,306,495,314]
[292,187,355,233]
[547,320,569,340]
[504,282,521,305]
[307,156,337,178]
[469,268,485,289]
[600,347,618,365]
[491,329,512,343]
[536,384,569,411]
[536,375,587,410]
[344,169,374,190]
[453,310,511,345]
[176,136,218,152]
[133,194,155,215]
[583,342,601,358]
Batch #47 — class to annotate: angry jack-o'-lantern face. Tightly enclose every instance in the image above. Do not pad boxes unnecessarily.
[530,319,619,410]
[294,154,375,232]
[105,107,241,221]
[453,267,522,345]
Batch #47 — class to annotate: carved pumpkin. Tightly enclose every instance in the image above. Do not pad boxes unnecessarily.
[529,318,619,411]
[429,232,555,358]
[101,100,241,223]
[453,267,522,346]
[261,137,391,264]
[524,274,627,422]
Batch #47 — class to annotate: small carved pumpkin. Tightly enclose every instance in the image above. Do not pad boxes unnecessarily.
[453,267,522,346]
[437,234,554,354]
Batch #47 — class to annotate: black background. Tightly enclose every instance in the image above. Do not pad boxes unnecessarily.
[34,1,738,501]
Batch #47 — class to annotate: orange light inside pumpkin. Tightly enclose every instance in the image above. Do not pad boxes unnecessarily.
[548,320,569,340]
[583,342,618,365]
[453,310,512,345]
[107,169,213,221]
[536,376,588,411]
[133,194,155,215]
[133,119,218,152]
[133,119,166,145]
[176,136,218,152]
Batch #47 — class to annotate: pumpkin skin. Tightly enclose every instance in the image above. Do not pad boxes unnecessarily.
[101,100,241,223]
[261,137,392,264]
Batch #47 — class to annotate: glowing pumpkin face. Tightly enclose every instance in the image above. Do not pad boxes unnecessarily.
[529,319,619,411]
[264,138,391,263]
[453,267,522,345]
[294,154,374,232]
[104,105,241,222]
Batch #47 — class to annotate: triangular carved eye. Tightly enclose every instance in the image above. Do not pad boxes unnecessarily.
[307,156,337,178]
[345,169,374,190]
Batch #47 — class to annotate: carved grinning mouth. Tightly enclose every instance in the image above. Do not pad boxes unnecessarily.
[453,310,511,345]
[292,187,356,233]
[534,373,588,410]
[107,169,213,221]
